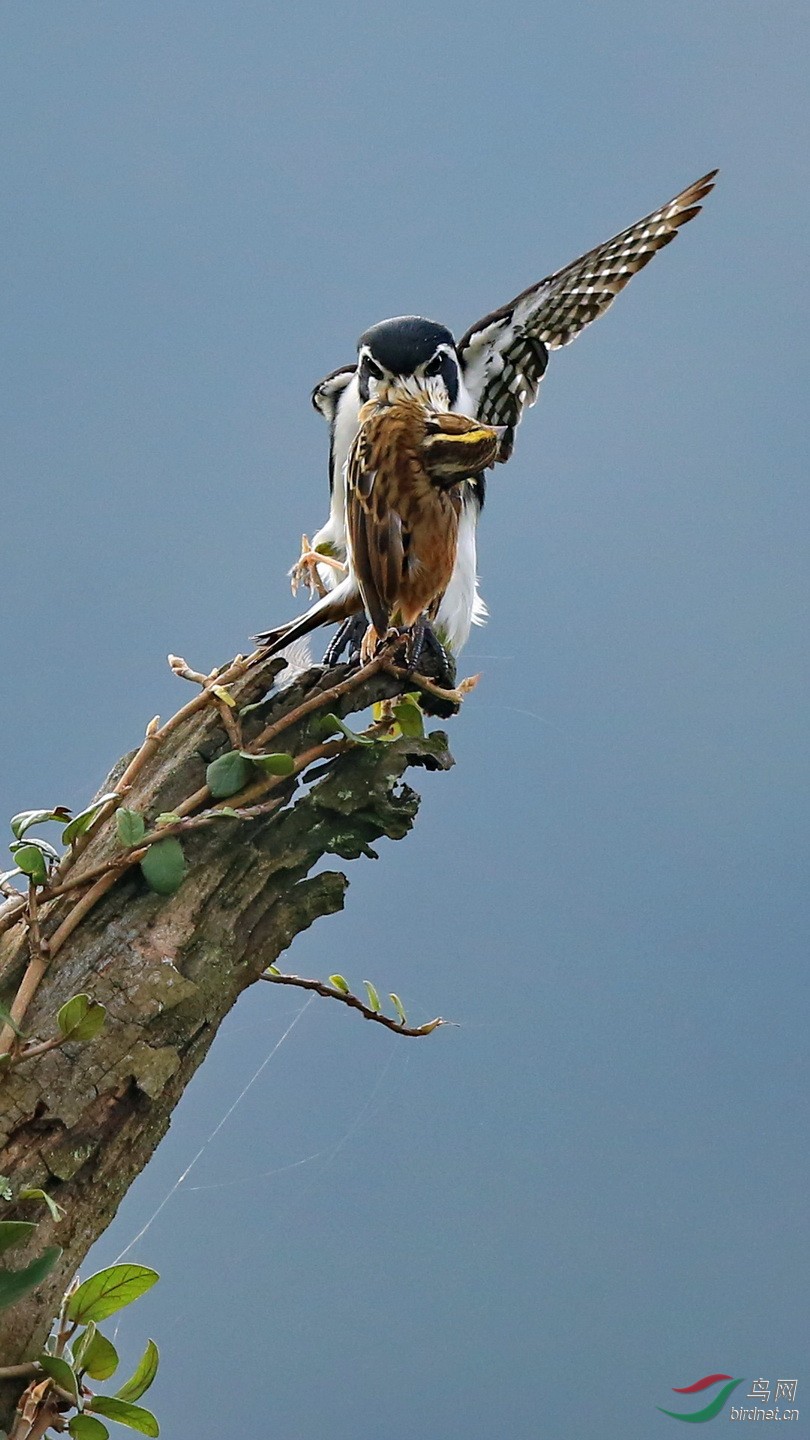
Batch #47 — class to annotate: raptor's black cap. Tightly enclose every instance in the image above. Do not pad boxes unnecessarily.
[357,316,457,373]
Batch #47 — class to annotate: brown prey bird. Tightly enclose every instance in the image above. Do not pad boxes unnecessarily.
[255,393,502,668]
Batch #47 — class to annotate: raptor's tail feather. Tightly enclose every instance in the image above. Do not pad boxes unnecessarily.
[253,579,361,656]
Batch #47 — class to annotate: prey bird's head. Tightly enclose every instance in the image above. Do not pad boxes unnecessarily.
[358,394,502,484]
[357,316,462,409]
[420,409,503,482]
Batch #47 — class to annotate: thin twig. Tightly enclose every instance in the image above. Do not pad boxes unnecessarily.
[0,1365,39,1382]
[169,703,356,820]
[6,1034,66,1070]
[261,971,446,1036]
[9,1378,62,1440]
[0,884,51,1054]
[104,714,162,799]
[0,866,119,1055]
[250,651,388,751]
[40,853,140,901]
[0,893,28,938]
[380,660,467,706]
[212,690,243,751]
[28,812,220,904]
[26,883,44,968]
[209,740,344,812]
[167,654,209,685]
[46,869,126,960]
[42,714,161,896]
[54,1318,77,1361]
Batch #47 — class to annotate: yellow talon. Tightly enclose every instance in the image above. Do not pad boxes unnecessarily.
[289,536,347,598]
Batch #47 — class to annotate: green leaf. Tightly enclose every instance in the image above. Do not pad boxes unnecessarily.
[57,994,106,1043]
[70,1417,110,1440]
[0,1176,13,1201]
[61,795,118,846]
[0,1245,61,1312]
[206,751,252,798]
[116,1339,159,1402]
[0,1221,37,1256]
[139,839,186,896]
[89,1398,159,1436]
[363,980,381,1012]
[9,843,50,885]
[38,1353,79,1406]
[116,809,146,847]
[390,993,408,1025]
[81,1327,120,1381]
[71,1320,97,1370]
[10,808,71,840]
[393,698,424,738]
[317,713,376,745]
[241,750,296,776]
[329,974,350,994]
[10,836,60,861]
[66,1264,159,1325]
[18,1187,65,1221]
[154,813,180,827]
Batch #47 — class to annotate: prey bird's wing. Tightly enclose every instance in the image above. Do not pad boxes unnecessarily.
[458,170,717,459]
[345,428,404,638]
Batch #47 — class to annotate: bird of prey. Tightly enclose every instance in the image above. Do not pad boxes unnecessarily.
[288,169,717,656]
[255,394,502,667]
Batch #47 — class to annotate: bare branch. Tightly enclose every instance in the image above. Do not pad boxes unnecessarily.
[261,969,447,1036]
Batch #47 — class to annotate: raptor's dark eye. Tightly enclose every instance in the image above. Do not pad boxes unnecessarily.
[364,357,384,382]
[424,352,445,378]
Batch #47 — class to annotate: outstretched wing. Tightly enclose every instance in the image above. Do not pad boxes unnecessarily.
[345,427,404,638]
[458,170,717,459]
[311,363,356,422]
[311,362,359,503]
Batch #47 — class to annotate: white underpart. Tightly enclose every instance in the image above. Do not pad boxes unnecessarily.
[435,492,486,653]
[309,371,362,590]
[274,635,314,686]
[432,369,486,653]
[309,366,486,653]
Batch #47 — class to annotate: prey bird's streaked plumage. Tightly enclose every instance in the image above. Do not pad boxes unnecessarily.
[255,396,502,662]
[287,170,717,656]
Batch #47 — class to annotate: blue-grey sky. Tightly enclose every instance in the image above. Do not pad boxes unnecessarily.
[1,4,808,1437]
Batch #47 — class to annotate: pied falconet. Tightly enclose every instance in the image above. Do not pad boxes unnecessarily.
[279,169,717,657]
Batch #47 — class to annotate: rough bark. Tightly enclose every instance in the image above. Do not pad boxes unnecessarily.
[0,647,456,1422]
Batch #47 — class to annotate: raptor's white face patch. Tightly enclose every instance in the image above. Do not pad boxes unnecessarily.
[357,346,394,402]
